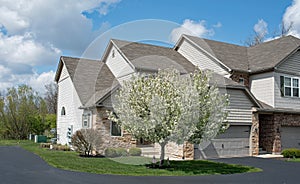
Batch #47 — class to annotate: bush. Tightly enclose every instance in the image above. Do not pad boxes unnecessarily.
[128,147,142,156]
[282,148,300,158]
[105,148,117,157]
[71,129,103,156]
[105,148,128,157]
[115,148,128,157]
[40,143,51,148]
[51,144,71,151]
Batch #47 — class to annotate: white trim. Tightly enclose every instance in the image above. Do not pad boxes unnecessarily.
[282,75,300,98]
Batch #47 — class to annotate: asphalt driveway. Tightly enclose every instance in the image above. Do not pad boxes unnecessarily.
[1,146,299,184]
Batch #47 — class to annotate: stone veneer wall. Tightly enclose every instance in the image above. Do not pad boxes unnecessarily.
[154,141,194,160]
[230,72,250,88]
[250,112,259,156]
[259,113,300,154]
[94,108,136,155]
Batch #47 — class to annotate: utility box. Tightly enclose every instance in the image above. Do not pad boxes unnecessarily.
[34,135,47,143]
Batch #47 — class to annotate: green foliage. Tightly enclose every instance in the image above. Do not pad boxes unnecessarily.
[129,147,142,156]
[105,147,128,157]
[0,85,50,139]
[282,148,300,158]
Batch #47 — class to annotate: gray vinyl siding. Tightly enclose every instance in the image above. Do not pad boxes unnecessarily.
[227,89,255,109]
[274,72,300,109]
[249,72,274,107]
[177,39,229,75]
[225,89,255,124]
[277,51,300,74]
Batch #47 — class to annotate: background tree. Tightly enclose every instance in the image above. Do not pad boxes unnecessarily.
[44,83,58,114]
[0,85,47,139]
[109,69,228,162]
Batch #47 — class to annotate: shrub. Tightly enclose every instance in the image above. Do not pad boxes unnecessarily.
[128,147,142,156]
[52,144,71,151]
[40,143,51,148]
[105,148,128,157]
[71,129,103,156]
[282,148,300,158]
[115,148,128,157]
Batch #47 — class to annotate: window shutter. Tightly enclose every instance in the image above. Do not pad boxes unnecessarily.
[280,76,284,96]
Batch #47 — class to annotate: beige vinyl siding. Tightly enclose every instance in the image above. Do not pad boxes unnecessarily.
[274,72,300,109]
[250,72,274,107]
[106,45,135,80]
[177,39,229,75]
[277,51,300,74]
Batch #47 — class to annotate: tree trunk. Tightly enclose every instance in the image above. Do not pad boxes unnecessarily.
[159,142,167,163]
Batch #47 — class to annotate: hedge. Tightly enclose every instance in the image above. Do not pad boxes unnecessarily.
[282,148,300,158]
[128,147,142,156]
[105,148,128,158]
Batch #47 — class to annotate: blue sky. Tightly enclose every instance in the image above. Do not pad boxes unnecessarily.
[0,0,299,94]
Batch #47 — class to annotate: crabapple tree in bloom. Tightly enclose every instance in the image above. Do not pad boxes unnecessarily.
[109,69,228,161]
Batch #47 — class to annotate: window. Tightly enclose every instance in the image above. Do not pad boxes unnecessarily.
[281,76,299,97]
[61,107,66,116]
[82,113,91,128]
[111,121,121,136]
[111,49,115,58]
[239,78,245,85]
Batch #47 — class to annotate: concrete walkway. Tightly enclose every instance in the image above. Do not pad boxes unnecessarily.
[1,146,299,184]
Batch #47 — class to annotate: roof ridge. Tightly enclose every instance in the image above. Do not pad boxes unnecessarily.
[111,38,172,50]
[61,55,101,62]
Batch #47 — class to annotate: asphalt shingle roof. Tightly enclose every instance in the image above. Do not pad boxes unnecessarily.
[184,35,300,73]
[112,39,196,74]
[58,56,118,106]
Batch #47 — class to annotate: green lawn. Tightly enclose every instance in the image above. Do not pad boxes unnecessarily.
[0,140,261,176]
[288,158,300,162]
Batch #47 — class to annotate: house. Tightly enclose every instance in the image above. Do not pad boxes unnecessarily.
[175,34,300,155]
[55,34,300,159]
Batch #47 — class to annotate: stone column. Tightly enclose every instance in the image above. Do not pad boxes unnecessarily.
[250,110,259,156]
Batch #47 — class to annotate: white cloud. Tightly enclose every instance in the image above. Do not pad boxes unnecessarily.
[254,19,268,37]
[28,71,56,95]
[0,0,120,92]
[170,19,215,43]
[213,22,222,28]
[283,0,300,38]
[0,32,61,67]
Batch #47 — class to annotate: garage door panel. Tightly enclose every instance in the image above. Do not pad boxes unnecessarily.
[281,127,300,149]
[195,126,250,159]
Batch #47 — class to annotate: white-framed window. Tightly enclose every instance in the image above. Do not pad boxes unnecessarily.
[82,113,91,128]
[281,76,299,97]
[110,121,122,136]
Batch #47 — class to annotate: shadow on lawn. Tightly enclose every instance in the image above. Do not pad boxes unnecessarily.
[146,160,255,175]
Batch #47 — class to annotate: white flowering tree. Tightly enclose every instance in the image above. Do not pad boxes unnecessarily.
[109,69,228,162]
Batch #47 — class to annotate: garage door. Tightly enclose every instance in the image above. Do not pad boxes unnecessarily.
[281,127,300,149]
[194,125,250,159]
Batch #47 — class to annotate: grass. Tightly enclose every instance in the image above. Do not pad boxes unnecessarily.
[287,158,300,162]
[0,140,261,176]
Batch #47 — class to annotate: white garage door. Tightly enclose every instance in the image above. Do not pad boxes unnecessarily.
[281,127,300,149]
[194,125,250,159]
